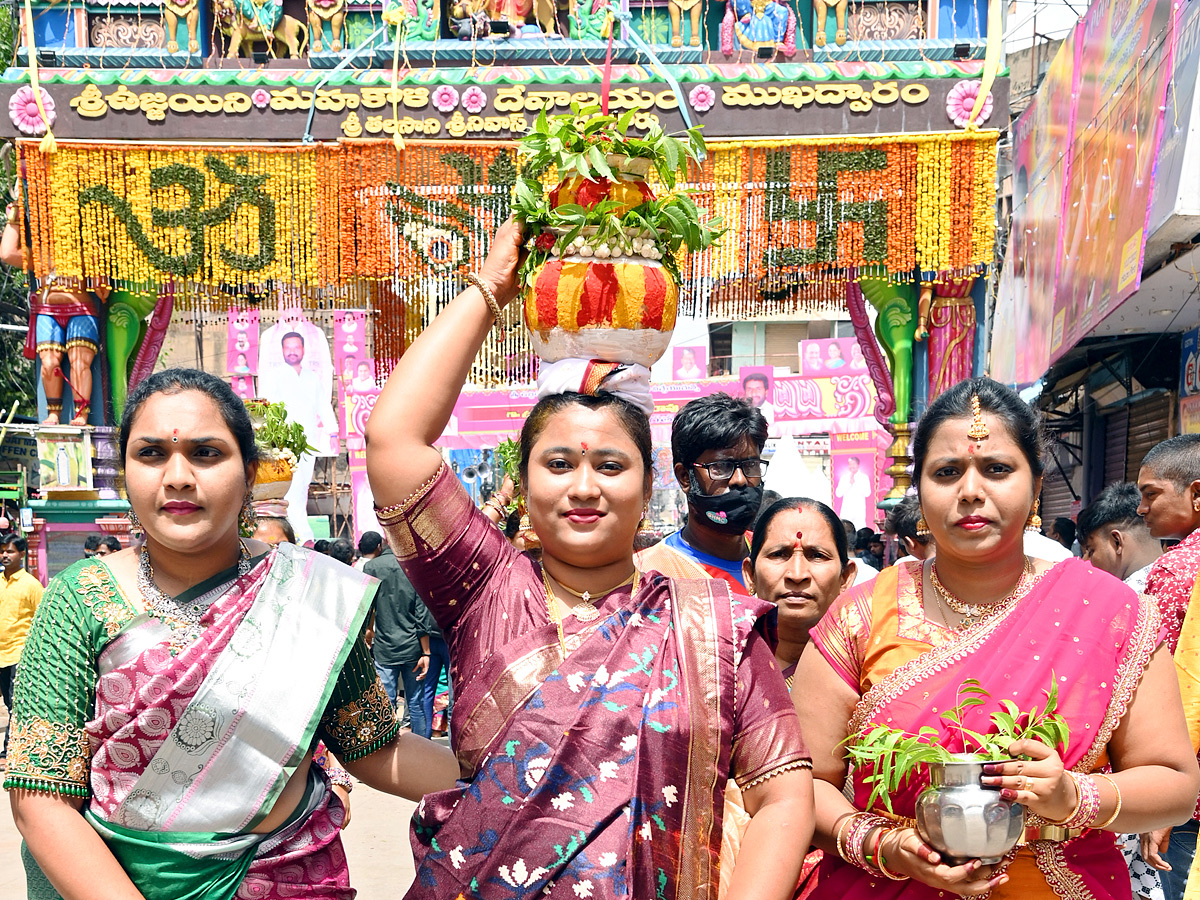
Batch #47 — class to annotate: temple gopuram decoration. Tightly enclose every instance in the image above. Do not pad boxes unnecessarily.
[0,0,1006,579]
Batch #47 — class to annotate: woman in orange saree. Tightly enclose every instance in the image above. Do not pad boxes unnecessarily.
[794,377,1198,900]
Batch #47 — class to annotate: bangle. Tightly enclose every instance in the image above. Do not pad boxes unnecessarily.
[1044,771,1082,826]
[1052,772,1100,829]
[833,813,857,863]
[878,830,909,881]
[467,272,504,325]
[1091,773,1123,829]
[844,813,888,873]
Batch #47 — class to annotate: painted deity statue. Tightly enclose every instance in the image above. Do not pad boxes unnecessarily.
[915,275,976,398]
[812,0,847,47]
[1,202,107,425]
[859,275,918,425]
[489,0,554,32]
[721,0,796,55]
[667,0,702,47]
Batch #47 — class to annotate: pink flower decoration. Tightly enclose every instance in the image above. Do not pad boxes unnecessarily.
[251,88,270,109]
[688,83,716,113]
[462,85,487,114]
[432,85,460,113]
[9,85,54,136]
[946,80,993,128]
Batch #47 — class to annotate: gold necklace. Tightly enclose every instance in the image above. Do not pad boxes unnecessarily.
[930,557,1034,623]
[541,568,640,654]
[552,573,638,609]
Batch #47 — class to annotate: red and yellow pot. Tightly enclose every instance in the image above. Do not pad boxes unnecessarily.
[524,249,678,367]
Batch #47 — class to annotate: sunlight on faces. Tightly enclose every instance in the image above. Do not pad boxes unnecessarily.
[1136,468,1200,540]
[918,413,1039,565]
[524,405,650,570]
[743,507,853,636]
[124,390,254,555]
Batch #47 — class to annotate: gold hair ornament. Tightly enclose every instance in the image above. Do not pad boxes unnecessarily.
[967,395,990,440]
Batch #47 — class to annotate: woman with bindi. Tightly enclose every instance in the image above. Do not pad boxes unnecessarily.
[365,218,815,900]
[792,377,1198,899]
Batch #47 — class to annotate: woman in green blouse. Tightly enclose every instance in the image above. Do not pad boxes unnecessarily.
[7,369,456,900]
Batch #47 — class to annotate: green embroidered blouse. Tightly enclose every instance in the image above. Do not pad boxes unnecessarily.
[4,559,398,798]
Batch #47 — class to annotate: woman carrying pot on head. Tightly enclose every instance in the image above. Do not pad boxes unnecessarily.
[364,218,814,900]
[9,369,458,900]
[793,376,1198,899]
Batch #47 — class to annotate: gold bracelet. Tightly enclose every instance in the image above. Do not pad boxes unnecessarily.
[1043,770,1083,826]
[878,830,909,881]
[833,812,857,863]
[466,272,504,323]
[1091,773,1123,830]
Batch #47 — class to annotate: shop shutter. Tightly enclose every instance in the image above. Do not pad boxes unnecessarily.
[1125,392,1174,483]
[1041,461,1077,523]
[765,323,811,372]
[1104,408,1128,488]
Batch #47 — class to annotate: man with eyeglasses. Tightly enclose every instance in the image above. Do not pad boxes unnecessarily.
[637,393,768,591]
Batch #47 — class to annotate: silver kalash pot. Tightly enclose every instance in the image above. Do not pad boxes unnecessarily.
[914,755,1025,864]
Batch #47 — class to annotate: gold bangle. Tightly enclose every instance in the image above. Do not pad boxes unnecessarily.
[466,272,503,323]
[878,830,909,881]
[1091,773,1123,830]
[833,812,857,863]
[1043,770,1083,826]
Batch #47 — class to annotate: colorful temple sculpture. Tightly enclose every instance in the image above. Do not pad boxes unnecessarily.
[0,0,1005,579]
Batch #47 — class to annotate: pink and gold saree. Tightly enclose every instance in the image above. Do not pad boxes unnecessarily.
[806,558,1161,900]
[7,543,396,900]
[379,464,810,900]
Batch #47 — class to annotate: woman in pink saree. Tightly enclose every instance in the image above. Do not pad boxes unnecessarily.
[8,369,458,900]
[365,219,815,899]
[794,377,1198,900]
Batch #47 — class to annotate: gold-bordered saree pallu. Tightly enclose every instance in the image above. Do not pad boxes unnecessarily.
[8,544,379,900]
[406,573,796,900]
[808,558,1162,900]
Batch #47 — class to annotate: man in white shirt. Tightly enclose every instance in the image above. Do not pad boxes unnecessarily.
[834,455,872,530]
[258,326,337,544]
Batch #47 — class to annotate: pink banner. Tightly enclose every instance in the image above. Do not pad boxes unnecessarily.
[436,373,879,449]
[797,337,867,378]
[1050,0,1175,360]
[226,308,260,377]
[831,431,881,531]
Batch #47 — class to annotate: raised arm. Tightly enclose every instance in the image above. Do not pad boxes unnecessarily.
[365,219,524,508]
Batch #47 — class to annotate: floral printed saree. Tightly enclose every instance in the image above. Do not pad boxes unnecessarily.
[378,464,810,899]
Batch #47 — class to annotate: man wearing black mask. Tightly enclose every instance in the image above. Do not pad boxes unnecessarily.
[637,393,768,591]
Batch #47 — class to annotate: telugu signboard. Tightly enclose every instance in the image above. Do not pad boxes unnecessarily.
[0,74,1010,141]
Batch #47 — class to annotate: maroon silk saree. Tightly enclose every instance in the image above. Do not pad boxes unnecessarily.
[379,465,808,900]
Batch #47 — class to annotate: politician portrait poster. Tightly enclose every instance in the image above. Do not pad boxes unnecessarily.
[257,309,339,544]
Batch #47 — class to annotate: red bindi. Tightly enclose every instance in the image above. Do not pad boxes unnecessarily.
[171,428,179,443]
[794,530,803,549]
[580,441,588,455]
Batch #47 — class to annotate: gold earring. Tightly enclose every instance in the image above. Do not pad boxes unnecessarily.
[1025,499,1042,533]
[127,508,143,538]
[239,495,258,538]
[916,511,930,537]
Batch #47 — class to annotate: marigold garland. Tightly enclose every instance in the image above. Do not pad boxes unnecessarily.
[16,131,997,384]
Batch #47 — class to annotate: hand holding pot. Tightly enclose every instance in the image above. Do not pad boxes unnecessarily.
[877,827,1008,896]
[980,738,1075,821]
[478,216,525,309]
